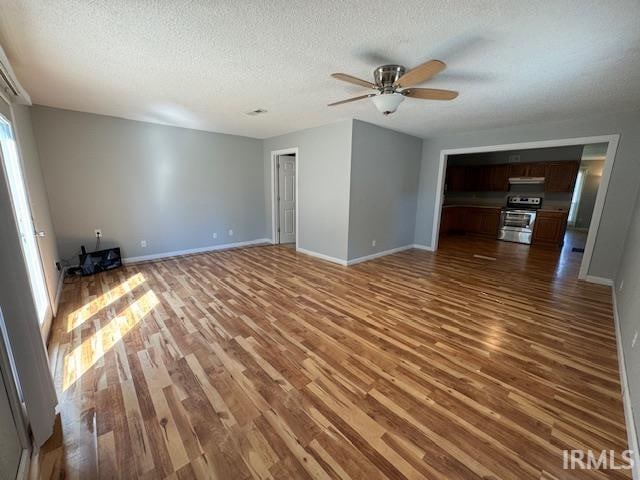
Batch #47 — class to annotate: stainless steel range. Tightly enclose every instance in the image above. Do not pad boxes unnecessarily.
[498,196,542,244]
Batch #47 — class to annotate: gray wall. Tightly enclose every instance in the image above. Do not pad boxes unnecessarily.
[347,120,422,260]
[415,110,640,279]
[11,105,60,319]
[31,106,265,261]
[263,120,353,261]
[615,180,640,449]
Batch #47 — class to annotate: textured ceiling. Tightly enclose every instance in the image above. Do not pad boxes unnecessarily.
[0,0,639,139]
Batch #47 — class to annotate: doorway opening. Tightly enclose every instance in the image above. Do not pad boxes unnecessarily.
[0,115,50,323]
[432,135,619,282]
[270,148,298,246]
[564,143,608,253]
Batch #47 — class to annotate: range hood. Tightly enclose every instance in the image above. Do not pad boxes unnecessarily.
[508,176,545,185]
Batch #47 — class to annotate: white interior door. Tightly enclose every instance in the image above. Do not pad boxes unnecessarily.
[277,155,296,244]
[0,116,49,323]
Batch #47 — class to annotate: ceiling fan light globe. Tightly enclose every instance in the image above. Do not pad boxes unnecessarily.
[371,93,404,115]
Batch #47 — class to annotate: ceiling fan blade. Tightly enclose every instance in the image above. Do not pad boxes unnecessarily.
[402,88,458,100]
[394,60,446,88]
[328,94,375,106]
[331,73,375,89]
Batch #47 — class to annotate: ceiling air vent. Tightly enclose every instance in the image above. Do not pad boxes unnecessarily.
[245,108,268,116]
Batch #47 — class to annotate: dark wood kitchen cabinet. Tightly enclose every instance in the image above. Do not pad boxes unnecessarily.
[445,160,580,193]
[508,163,528,178]
[532,210,568,246]
[464,166,489,192]
[446,164,509,192]
[468,207,501,236]
[440,206,501,238]
[439,207,460,236]
[544,161,580,192]
[487,164,510,191]
[508,162,546,178]
[445,166,467,192]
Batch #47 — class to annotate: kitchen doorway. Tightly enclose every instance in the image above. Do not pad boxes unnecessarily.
[565,143,608,253]
[432,135,619,282]
[270,148,298,245]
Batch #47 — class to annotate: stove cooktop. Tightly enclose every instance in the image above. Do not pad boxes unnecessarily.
[505,195,542,210]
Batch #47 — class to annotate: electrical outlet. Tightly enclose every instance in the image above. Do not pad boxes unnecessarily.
[213,232,218,239]
[372,239,376,247]
[94,229,102,237]
[633,331,638,348]
[228,229,233,236]
[141,240,147,248]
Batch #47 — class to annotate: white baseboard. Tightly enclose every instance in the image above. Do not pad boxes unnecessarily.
[584,275,614,286]
[611,288,640,479]
[347,244,415,266]
[412,243,435,252]
[295,248,348,266]
[123,238,271,264]
[297,244,435,267]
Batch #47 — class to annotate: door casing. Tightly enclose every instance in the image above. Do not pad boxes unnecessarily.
[270,148,299,245]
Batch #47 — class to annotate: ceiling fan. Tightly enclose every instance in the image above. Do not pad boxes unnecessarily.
[329,60,458,116]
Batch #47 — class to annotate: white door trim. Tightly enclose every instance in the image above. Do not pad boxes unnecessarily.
[431,134,620,281]
[0,99,53,334]
[270,148,299,246]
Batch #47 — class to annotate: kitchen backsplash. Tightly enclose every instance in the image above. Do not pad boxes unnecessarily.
[444,184,572,209]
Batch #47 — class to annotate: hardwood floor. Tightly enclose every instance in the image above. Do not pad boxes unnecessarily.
[42,236,630,479]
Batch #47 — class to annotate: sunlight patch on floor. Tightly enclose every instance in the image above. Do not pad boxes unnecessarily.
[62,289,159,391]
[66,273,146,332]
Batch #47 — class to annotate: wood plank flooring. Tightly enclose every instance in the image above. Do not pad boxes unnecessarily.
[42,236,630,479]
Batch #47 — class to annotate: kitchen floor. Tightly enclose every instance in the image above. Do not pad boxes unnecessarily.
[564,228,588,251]
[38,239,628,479]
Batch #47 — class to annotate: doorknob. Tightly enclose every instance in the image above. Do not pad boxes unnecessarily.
[35,231,46,238]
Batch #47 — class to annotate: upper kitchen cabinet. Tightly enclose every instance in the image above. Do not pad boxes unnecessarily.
[508,162,546,178]
[446,160,580,193]
[446,164,509,192]
[487,164,510,191]
[464,165,489,191]
[446,166,467,192]
[544,161,580,192]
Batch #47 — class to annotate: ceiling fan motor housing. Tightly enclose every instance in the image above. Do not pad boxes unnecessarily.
[374,65,405,92]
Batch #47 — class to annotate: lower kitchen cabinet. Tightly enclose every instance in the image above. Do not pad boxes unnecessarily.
[532,211,568,246]
[440,206,501,238]
[441,206,568,247]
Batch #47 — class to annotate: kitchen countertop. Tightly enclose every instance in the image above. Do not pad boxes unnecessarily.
[539,207,568,213]
[443,204,569,213]
[442,204,502,209]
